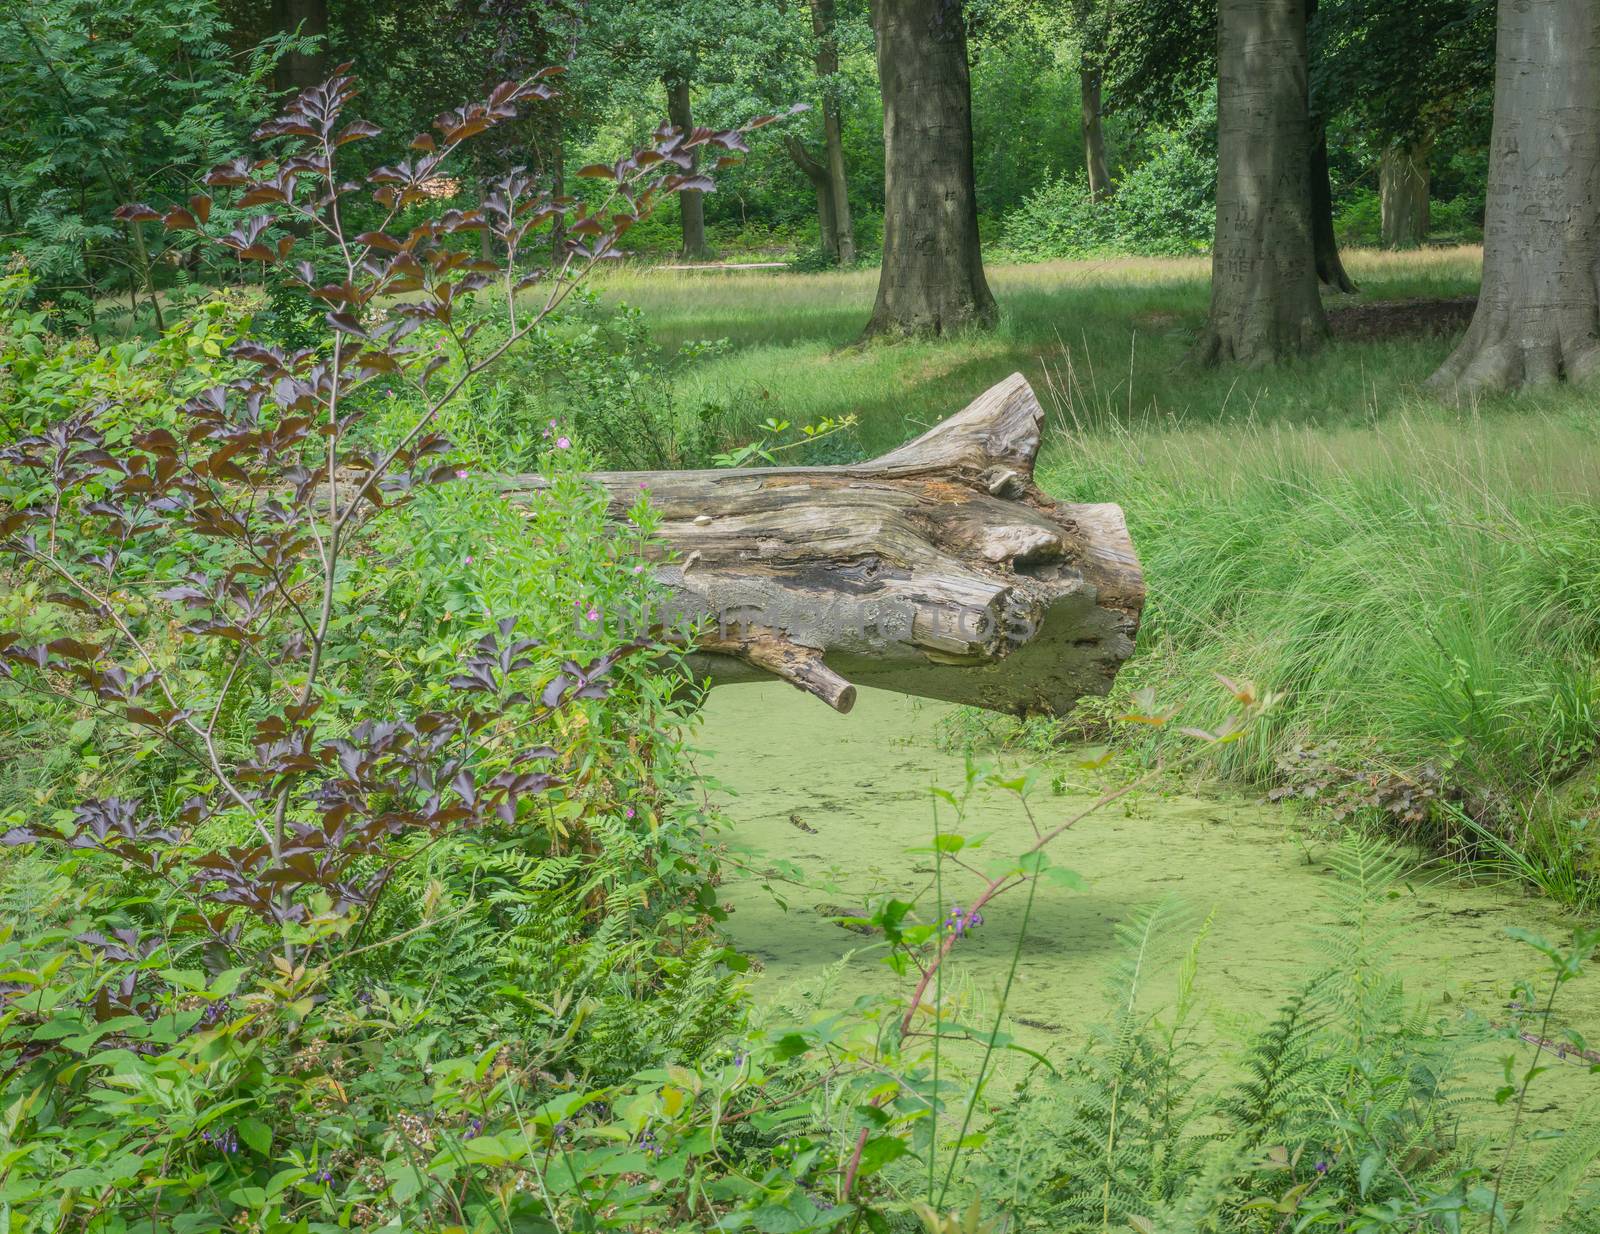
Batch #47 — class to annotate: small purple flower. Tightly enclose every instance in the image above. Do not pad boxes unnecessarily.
[455,469,470,480]
[201,997,232,1026]
[625,806,636,819]
[944,905,985,938]
[317,1168,334,1185]
[556,436,571,450]
[631,564,644,575]
[464,1117,483,1140]
[202,1126,240,1154]
[554,1120,573,1141]
[464,554,474,565]
[1315,1160,1329,1176]
[733,1050,748,1070]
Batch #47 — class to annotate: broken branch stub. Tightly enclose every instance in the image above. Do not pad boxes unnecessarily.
[502,373,1143,716]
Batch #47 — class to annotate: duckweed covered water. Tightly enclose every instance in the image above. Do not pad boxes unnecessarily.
[700,682,1600,1119]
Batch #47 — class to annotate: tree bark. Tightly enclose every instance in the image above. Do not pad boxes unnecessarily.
[549,125,567,262]
[273,0,327,95]
[124,218,165,334]
[785,136,841,260]
[1428,0,1600,393]
[1081,66,1112,203]
[865,0,997,337]
[665,77,712,261]
[1311,127,1357,292]
[501,375,1142,716]
[1379,137,1431,249]
[811,0,857,264]
[1192,0,1327,366]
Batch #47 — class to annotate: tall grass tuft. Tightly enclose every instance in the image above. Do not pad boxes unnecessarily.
[1039,387,1600,866]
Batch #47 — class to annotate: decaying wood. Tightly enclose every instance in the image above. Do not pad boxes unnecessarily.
[502,373,1144,716]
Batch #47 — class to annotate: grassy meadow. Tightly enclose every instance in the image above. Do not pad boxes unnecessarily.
[601,246,1600,901]
[597,246,1484,452]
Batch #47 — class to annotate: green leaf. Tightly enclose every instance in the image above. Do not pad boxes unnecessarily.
[770,1032,811,1062]
[1358,1151,1382,1197]
[750,1204,808,1233]
[237,1117,272,1157]
[872,899,914,943]
[1043,865,1088,891]
[856,1134,909,1178]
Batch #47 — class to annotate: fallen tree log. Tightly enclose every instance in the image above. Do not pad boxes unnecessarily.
[502,373,1143,716]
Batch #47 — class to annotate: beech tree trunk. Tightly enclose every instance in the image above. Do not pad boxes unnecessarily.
[1428,0,1600,393]
[1311,128,1357,292]
[1193,0,1328,366]
[665,77,711,262]
[1379,138,1431,249]
[274,0,327,95]
[785,137,841,260]
[1081,67,1112,203]
[812,0,857,265]
[502,375,1143,716]
[865,0,997,337]
[1305,0,1354,292]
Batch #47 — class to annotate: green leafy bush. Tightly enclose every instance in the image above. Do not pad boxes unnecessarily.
[0,71,851,1234]
[1335,188,1384,248]
[997,90,1215,263]
[444,294,736,472]
[997,141,1214,262]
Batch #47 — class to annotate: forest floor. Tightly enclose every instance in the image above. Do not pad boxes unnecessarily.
[601,246,1600,909]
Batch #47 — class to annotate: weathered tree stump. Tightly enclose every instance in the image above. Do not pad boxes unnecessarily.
[503,373,1144,715]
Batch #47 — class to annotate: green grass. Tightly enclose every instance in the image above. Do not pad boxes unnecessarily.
[599,246,1600,898]
[595,246,1484,455]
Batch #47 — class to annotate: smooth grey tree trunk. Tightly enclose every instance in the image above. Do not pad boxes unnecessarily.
[812,0,857,264]
[274,0,327,94]
[1379,138,1432,249]
[1192,0,1327,366]
[785,136,841,260]
[865,0,996,337]
[1081,67,1112,203]
[1428,0,1600,392]
[665,77,712,261]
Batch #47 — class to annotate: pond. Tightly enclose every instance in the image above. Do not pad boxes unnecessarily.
[700,682,1600,1124]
